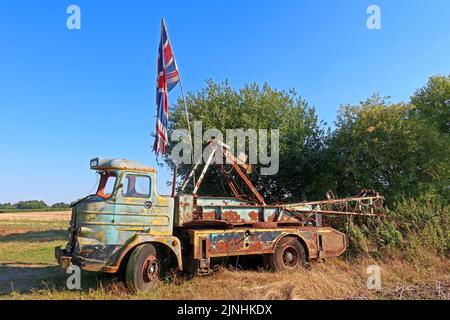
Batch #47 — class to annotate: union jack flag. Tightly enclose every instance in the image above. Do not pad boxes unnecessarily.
[153,18,180,156]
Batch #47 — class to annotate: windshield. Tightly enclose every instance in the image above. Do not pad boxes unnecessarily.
[96,171,117,199]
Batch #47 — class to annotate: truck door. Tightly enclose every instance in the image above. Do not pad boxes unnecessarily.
[113,173,158,243]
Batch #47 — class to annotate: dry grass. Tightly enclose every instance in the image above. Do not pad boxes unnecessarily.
[0,211,71,222]
[5,255,449,300]
[139,256,449,300]
[1,211,449,300]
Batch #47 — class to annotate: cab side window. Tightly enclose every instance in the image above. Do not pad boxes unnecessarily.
[122,174,151,198]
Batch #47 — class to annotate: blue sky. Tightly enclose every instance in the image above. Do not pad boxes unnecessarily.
[0,1,449,204]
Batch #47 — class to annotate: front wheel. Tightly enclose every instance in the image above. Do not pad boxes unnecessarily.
[267,237,306,272]
[126,243,161,292]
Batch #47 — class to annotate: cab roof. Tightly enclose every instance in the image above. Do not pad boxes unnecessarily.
[90,158,156,173]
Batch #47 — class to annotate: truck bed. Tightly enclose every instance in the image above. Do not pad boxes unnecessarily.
[174,195,307,228]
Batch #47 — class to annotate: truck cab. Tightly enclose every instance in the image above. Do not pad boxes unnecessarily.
[55,158,182,291]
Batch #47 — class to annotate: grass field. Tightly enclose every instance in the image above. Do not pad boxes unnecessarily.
[0,211,449,300]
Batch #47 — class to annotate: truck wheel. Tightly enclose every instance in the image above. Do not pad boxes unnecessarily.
[126,243,161,292]
[269,237,306,272]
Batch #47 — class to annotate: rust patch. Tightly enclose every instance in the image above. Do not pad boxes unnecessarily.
[248,211,259,221]
[252,222,277,228]
[202,211,216,220]
[279,214,295,222]
[221,210,242,223]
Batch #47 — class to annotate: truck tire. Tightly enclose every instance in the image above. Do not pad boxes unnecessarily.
[269,237,306,272]
[126,243,161,292]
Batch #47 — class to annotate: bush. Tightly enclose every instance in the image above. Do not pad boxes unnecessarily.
[15,200,48,210]
[0,201,72,213]
[345,193,449,258]
[51,202,70,209]
[392,194,450,257]
[0,202,15,210]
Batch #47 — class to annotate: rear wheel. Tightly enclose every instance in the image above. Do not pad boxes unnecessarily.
[126,243,161,292]
[268,237,306,272]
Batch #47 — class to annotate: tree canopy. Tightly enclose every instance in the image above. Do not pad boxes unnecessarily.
[326,94,449,203]
[411,74,450,134]
[168,80,326,201]
[0,201,71,212]
[167,75,450,207]
[165,75,450,257]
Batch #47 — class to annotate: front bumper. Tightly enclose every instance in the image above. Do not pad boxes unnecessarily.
[54,245,110,272]
[54,246,72,269]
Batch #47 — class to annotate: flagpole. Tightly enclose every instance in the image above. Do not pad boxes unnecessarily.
[178,78,192,139]
[161,17,196,188]
[176,57,196,188]
[162,18,192,139]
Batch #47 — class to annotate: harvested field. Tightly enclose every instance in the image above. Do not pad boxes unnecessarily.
[0,211,448,300]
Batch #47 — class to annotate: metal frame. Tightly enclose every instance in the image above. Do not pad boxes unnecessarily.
[179,140,384,220]
[180,140,266,204]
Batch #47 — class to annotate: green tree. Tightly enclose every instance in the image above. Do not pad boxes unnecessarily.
[167,80,327,202]
[326,94,449,204]
[411,74,450,134]
[15,200,48,210]
[0,202,15,210]
[51,202,70,209]
[165,77,449,206]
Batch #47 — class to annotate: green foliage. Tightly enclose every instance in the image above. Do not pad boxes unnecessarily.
[0,201,71,213]
[326,94,449,204]
[168,77,449,205]
[0,208,71,213]
[166,74,450,258]
[345,215,403,257]
[51,202,70,209]
[347,195,449,258]
[168,80,327,201]
[411,74,450,134]
[392,195,450,256]
[328,76,450,257]
[15,200,48,210]
[0,202,15,210]
[346,219,371,255]
[374,220,403,250]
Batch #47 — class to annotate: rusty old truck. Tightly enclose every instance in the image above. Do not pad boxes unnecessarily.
[55,140,383,292]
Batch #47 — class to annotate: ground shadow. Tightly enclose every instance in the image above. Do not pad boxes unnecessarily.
[0,257,267,296]
[213,254,266,271]
[0,264,64,294]
[0,263,115,295]
[0,230,67,243]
